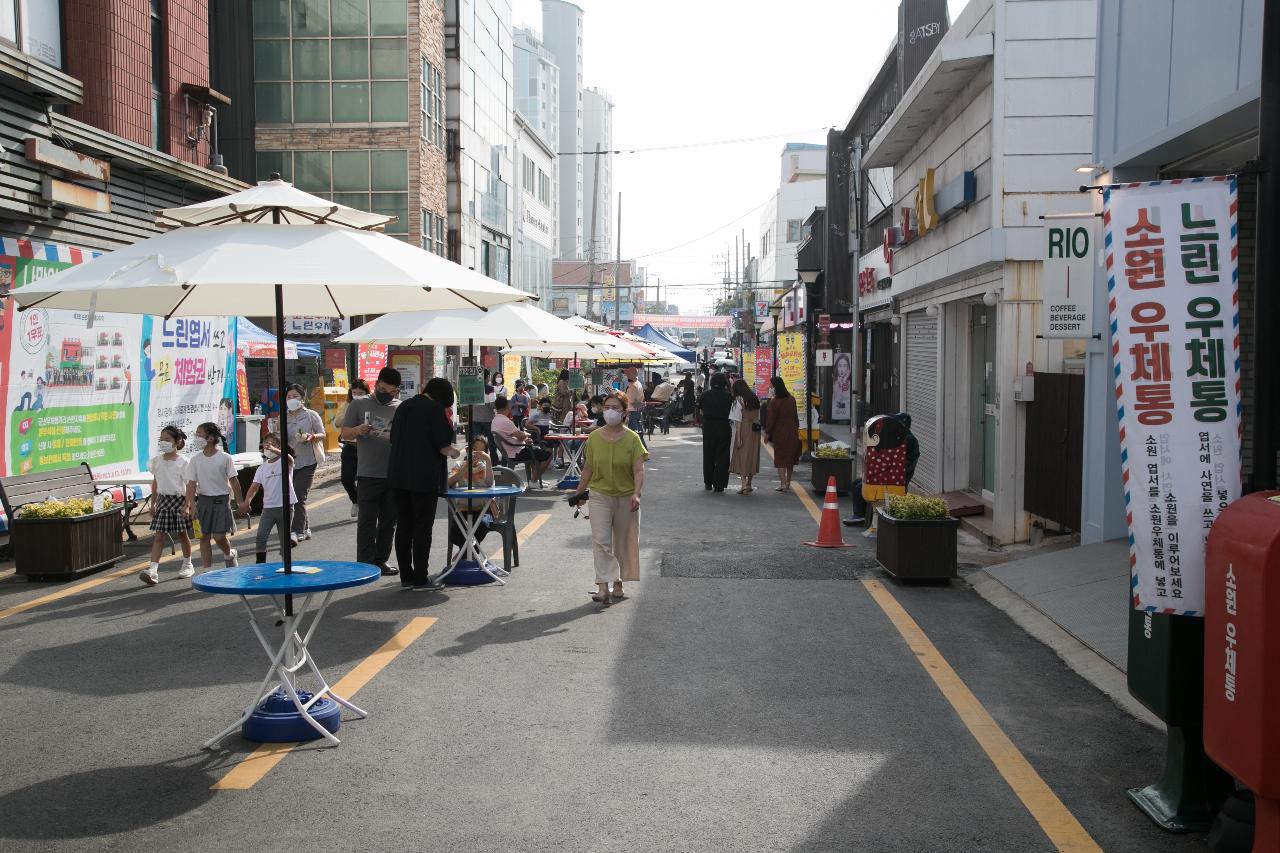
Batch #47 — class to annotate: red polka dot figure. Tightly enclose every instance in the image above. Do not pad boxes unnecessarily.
[861,415,909,503]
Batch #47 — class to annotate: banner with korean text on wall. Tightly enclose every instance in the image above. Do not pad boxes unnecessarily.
[777,332,806,418]
[1104,177,1242,615]
[753,346,773,398]
[0,237,236,480]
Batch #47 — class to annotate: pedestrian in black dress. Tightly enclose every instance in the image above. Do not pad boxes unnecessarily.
[697,373,733,492]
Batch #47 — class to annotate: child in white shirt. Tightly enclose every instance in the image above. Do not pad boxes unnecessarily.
[184,421,244,570]
[140,425,194,585]
[240,433,297,564]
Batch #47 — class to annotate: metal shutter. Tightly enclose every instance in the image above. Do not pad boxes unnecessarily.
[905,311,939,494]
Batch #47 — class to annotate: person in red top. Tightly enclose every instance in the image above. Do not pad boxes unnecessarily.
[491,396,551,478]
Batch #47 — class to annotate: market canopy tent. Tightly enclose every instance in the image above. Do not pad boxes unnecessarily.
[334,302,606,349]
[632,323,695,362]
[563,316,678,365]
[237,316,320,359]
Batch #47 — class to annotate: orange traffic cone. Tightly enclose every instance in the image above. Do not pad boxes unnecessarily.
[806,476,853,548]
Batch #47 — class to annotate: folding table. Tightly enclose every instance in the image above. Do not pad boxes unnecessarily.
[439,484,524,585]
[194,560,381,748]
[544,433,589,487]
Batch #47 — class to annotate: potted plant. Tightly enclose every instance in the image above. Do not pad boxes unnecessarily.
[876,493,959,581]
[811,442,854,495]
[13,496,122,581]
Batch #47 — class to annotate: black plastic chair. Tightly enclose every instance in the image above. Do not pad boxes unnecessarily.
[490,466,524,572]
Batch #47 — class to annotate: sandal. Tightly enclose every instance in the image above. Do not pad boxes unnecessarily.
[612,583,626,600]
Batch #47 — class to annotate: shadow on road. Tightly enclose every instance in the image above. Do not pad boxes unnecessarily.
[434,602,599,657]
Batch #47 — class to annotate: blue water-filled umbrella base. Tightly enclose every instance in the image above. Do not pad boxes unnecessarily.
[242,690,341,742]
[557,476,580,491]
[442,559,496,586]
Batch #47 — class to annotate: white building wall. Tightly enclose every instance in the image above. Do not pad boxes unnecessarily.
[514,119,557,306]
[757,144,826,303]
[541,0,583,259]
[581,87,614,262]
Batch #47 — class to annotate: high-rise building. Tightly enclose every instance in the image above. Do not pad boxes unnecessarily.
[513,27,558,306]
[581,86,613,262]
[216,0,448,253]
[514,26,558,154]
[445,0,515,282]
[540,0,582,259]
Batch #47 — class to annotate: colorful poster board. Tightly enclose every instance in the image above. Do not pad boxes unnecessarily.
[753,346,774,397]
[741,352,755,392]
[390,350,423,399]
[357,343,388,385]
[1103,177,1242,615]
[777,332,806,417]
[502,353,522,385]
[832,351,852,420]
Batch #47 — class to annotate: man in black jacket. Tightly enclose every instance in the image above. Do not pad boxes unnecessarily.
[697,373,733,492]
[388,377,460,590]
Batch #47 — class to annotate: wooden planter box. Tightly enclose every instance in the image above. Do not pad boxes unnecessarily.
[811,457,854,495]
[13,508,124,580]
[875,509,959,581]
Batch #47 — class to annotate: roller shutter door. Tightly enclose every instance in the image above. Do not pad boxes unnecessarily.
[904,311,939,494]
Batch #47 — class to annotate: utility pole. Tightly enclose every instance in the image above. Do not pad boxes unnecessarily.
[586,142,602,321]
[613,192,623,329]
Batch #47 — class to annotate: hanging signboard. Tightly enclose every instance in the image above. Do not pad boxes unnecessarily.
[753,346,773,398]
[357,344,388,386]
[457,365,485,406]
[777,332,806,418]
[1041,217,1096,338]
[1104,177,1242,615]
[568,371,585,391]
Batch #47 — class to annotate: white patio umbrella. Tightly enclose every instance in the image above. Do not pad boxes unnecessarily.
[9,180,533,582]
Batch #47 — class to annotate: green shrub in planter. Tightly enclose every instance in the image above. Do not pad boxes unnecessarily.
[886,493,949,520]
[877,494,958,581]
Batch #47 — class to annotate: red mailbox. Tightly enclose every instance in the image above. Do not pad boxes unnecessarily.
[1204,490,1280,851]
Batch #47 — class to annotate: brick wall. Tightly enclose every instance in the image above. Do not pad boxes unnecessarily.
[64,0,212,167]
[413,0,448,244]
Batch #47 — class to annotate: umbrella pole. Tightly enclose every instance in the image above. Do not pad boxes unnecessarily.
[468,338,474,489]
[274,281,295,616]
[572,352,577,436]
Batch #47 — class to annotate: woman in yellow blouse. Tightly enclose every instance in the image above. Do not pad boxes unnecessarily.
[570,390,647,606]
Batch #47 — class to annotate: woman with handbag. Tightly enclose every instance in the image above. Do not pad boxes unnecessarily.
[764,375,801,492]
[730,379,761,494]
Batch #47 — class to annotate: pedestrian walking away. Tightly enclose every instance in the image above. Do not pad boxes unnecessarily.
[551,369,574,422]
[340,366,403,576]
[337,378,370,517]
[569,390,647,606]
[184,421,243,570]
[388,376,460,590]
[625,368,648,448]
[697,372,733,492]
[239,432,298,562]
[140,425,194,585]
[764,375,800,492]
[730,379,762,494]
[284,383,326,540]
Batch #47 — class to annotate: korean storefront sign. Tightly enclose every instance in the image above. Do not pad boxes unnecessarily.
[777,332,806,417]
[1104,177,1241,615]
[753,346,773,398]
[1041,218,1096,338]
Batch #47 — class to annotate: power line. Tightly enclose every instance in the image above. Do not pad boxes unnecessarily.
[555,126,831,157]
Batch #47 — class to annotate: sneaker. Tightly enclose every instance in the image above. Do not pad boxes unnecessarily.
[842,516,865,527]
[177,561,195,579]
[413,577,445,591]
[350,503,359,518]
[379,564,400,577]
[139,565,159,586]
[303,528,312,540]
[224,549,239,568]
[289,532,299,547]
[484,560,508,578]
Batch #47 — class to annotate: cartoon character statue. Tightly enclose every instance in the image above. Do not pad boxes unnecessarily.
[862,414,909,504]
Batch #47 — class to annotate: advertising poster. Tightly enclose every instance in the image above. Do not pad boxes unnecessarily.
[741,352,755,391]
[777,332,806,417]
[832,351,853,421]
[357,343,388,385]
[1104,177,1242,615]
[136,317,237,462]
[390,351,423,400]
[753,346,774,397]
[502,353,522,385]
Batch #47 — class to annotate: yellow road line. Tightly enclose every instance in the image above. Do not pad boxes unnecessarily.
[0,491,345,622]
[489,512,550,563]
[212,615,437,790]
[861,581,1101,851]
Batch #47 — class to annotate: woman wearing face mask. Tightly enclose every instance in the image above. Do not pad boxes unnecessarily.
[140,425,194,585]
[338,379,370,517]
[570,390,648,606]
[284,384,326,541]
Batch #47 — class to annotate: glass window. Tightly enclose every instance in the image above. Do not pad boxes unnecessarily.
[331,38,369,79]
[331,0,368,36]
[371,80,407,121]
[292,0,328,36]
[371,0,407,35]
[370,38,406,78]
[254,39,290,80]
[294,151,331,192]
[332,81,369,121]
[332,150,370,191]
[252,0,288,36]
[256,151,291,182]
[333,192,369,210]
[293,82,331,121]
[371,150,407,190]
[372,192,408,234]
[292,39,329,79]
[255,83,291,122]
[0,1,14,45]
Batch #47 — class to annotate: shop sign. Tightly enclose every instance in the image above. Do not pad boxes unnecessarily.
[1104,177,1241,615]
[457,365,485,406]
[753,346,773,397]
[1040,218,1096,338]
[897,170,977,245]
[815,348,833,367]
[818,313,831,344]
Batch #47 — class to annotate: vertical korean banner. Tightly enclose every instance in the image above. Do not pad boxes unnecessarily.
[753,346,773,397]
[741,351,755,391]
[136,317,237,461]
[357,343,388,385]
[777,332,806,418]
[502,353,522,386]
[1104,177,1241,615]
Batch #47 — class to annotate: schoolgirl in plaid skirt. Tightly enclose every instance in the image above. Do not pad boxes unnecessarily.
[140,425,195,586]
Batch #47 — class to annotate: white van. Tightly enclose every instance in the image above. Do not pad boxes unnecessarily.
[711,336,728,348]
[680,331,699,347]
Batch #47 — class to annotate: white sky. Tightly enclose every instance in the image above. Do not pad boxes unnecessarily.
[512,0,969,314]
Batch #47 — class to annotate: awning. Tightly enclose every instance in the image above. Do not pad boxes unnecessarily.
[632,323,696,362]
[237,316,321,359]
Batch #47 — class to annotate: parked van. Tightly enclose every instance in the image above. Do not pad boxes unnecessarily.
[680,331,699,347]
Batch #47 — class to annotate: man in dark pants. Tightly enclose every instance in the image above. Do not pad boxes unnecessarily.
[388,377,459,590]
[339,379,370,517]
[697,372,733,492]
[340,367,402,576]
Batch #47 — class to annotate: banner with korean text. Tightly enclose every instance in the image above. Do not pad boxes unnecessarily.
[1104,177,1241,615]
[753,346,773,398]
[777,332,806,418]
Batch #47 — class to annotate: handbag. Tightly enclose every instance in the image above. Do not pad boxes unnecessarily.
[752,421,762,433]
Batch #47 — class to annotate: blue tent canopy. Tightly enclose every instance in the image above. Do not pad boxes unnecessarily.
[633,323,695,362]
[236,317,322,358]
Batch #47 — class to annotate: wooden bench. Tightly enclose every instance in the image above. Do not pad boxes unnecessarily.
[1,463,126,578]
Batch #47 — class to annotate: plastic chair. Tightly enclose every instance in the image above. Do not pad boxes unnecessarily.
[490,466,525,572]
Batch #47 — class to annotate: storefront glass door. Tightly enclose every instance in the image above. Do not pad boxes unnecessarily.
[969,304,997,495]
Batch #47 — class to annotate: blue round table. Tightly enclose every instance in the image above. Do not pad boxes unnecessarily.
[441,485,525,586]
[195,561,381,748]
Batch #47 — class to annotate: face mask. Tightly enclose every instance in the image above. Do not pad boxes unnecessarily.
[374,391,394,405]
[264,449,280,461]
[157,440,174,453]
[351,392,367,400]
[199,434,216,447]
[286,398,303,412]
[603,409,624,426]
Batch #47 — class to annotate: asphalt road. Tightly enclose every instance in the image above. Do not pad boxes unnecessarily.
[0,427,1207,851]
